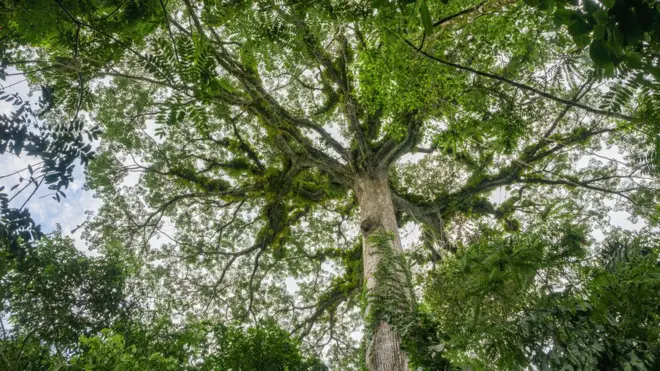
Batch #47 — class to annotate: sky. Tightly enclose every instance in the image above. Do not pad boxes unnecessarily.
[1,68,102,252]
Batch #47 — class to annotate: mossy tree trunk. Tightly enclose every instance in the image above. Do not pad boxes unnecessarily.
[355,173,415,371]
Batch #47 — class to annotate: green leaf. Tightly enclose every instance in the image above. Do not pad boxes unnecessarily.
[607,27,625,58]
[372,0,389,8]
[420,1,433,36]
[567,19,592,36]
[592,24,605,40]
[603,62,614,77]
[601,0,614,8]
[583,0,599,14]
[623,52,643,69]
[539,0,554,11]
[553,8,578,27]
[650,67,660,80]
[592,9,609,22]
[573,34,590,49]
[589,39,611,67]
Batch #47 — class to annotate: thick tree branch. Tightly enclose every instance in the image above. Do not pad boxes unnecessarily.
[288,16,369,163]
[391,191,455,255]
[229,118,265,172]
[181,0,348,162]
[246,246,265,320]
[292,286,357,341]
[376,114,423,170]
[523,76,595,161]
[452,127,617,200]
[248,107,350,185]
[527,128,614,163]
[413,146,436,154]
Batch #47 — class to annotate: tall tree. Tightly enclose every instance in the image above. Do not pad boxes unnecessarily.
[2,0,659,369]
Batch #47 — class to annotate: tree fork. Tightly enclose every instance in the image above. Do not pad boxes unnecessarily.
[355,174,414,371]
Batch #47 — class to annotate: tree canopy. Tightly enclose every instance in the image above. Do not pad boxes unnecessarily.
[1,0,659,369]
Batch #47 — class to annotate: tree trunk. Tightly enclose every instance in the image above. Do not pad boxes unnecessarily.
[355,174,414,371]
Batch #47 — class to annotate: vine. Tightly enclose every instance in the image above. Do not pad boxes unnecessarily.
[362,230,452,370]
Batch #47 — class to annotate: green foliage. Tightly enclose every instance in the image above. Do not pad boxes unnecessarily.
[425,225,660,369]
[2,232,131,348]
[524,0,660,78]
[315,241,363,309]
[363,231,451,370]
[210,322,327,371]
[0,334,60,370]
[631,150,660,177]
[68,322,326,371]
[70,329,179,371]
[0,0,164,111]
[363,232,414,335]
[2,0,659,368]
[0,233,325,370]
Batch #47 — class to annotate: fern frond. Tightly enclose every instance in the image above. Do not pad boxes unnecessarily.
[632,150,660,177]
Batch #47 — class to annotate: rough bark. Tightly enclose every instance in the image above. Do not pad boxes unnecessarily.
[355,174,413,371]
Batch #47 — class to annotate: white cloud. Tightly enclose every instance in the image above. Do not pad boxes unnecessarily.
[2,68,103,254]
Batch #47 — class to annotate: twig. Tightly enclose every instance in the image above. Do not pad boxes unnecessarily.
[19,177,44,211]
